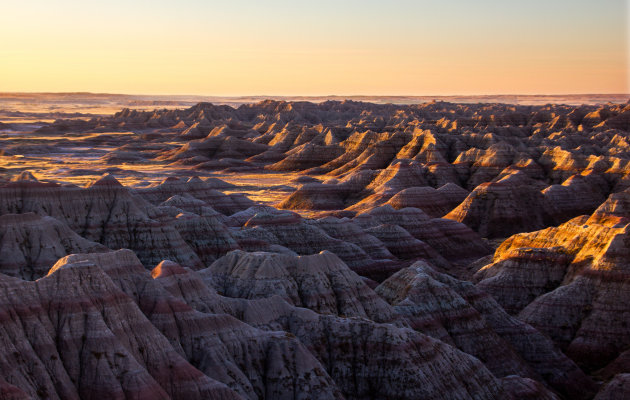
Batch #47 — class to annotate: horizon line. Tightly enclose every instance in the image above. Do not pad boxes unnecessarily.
[1,91,629,98]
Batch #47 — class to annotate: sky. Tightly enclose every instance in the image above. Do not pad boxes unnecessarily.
[0,0,628,96]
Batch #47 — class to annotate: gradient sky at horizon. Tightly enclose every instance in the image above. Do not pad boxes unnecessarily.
[1,0,628,95]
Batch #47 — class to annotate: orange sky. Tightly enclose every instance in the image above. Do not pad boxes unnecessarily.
[1,0,627,95]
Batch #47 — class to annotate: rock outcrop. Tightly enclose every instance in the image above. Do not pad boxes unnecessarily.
[0,175,205,269]
[26,249,522,400]
[52,250,342,400]
[155,252,533,400]
[445,172,557,238]
[0,258,243,399]
[4,98,630,398]
[0,213,108,279]
[376,262,596,399]
[386,183,469,217]
[355,205,492,272]
[135,176,252,215]
[205,250,396,322]
[474,191,630,372]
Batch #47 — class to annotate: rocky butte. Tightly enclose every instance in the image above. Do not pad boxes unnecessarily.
[0,97,629,399]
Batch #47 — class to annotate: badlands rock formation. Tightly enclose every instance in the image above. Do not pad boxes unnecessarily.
[204,250,396,322]
[2,99,630,399]
[376,262,595,399]
[0,174,205,270]
[0,212,107,279]
[0,247,541,400]
[473,188,630,395]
